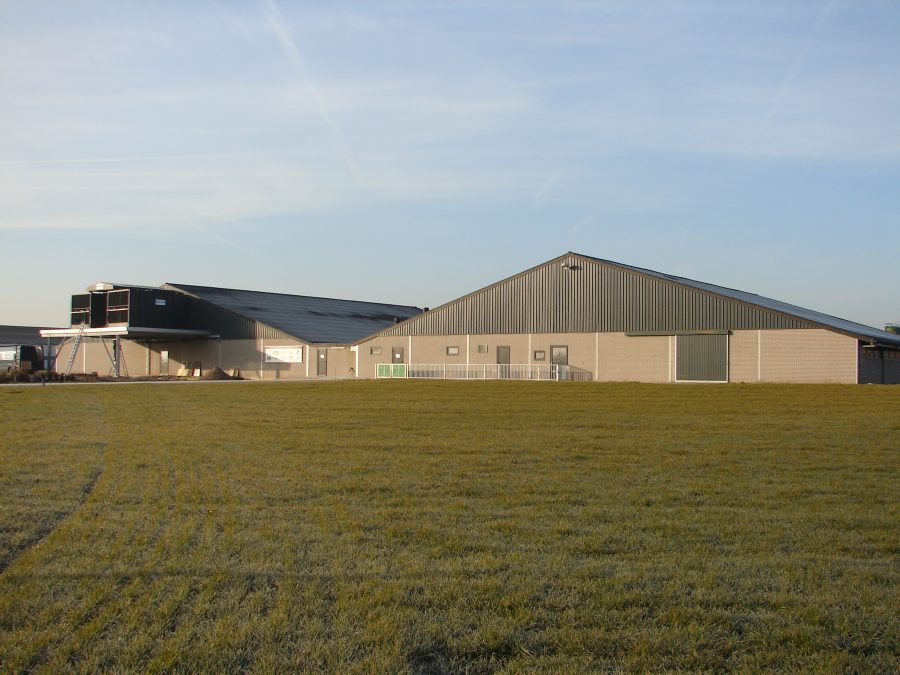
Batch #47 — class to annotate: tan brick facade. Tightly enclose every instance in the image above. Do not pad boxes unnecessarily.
[53,335,357,381]
[55,327,862,384]
[596,333,670,383]
[358,328,859,384]
[728,329,857,384]
[728,330,759,383]
[357,332,672,382]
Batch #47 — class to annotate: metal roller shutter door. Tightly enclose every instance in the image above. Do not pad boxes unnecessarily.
[676,334,728,382]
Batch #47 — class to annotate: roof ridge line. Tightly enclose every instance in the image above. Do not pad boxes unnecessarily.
[166,283,421,310]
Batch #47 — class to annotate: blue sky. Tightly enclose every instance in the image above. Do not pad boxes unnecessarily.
[1,0,898,328]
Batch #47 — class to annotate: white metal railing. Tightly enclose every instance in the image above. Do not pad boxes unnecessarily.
[376,363,593,381]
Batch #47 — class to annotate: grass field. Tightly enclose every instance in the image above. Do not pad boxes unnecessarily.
[0,381,897,672]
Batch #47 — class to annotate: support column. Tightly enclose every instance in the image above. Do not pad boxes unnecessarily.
[757,330,762,382]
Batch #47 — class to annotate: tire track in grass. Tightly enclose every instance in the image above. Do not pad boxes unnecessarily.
[19,437,183,673]
[0,466,102,576]
[0,394,109,672]
[0,394,108,576]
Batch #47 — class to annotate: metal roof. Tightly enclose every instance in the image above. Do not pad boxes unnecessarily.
[0,325,61,346]
[373,252,900,347]
[166,284,422,344]
[575,253,900,347]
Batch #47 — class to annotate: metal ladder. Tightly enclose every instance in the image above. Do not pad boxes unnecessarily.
[101,337,129,378]
[117,342,129,378]
[63,323,86,376]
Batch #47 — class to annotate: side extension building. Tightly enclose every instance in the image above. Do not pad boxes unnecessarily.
[43,283,422,379]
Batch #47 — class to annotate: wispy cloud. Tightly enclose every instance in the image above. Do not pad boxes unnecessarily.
[0,157,327,230]
[535,169,565,205]
[206,0,255,38]
[0,152,251,166]
[569,215,594,238]
[755,0,838,139]
[258,0,363,184]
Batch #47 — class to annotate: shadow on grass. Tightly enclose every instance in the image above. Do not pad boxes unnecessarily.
[407,635,523,675]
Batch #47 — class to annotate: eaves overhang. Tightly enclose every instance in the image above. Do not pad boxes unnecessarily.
[40,326,211,339]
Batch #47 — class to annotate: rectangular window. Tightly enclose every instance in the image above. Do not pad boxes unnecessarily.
[477,344,489,353]
[533,350,545,361]
[370,346,382,355]
[446,346,460,356]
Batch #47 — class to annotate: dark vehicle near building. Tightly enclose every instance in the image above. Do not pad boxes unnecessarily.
[0,344,44,373]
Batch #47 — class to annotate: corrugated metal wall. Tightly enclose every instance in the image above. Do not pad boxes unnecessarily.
[857,347,900,384]
[858,349,882,384]
[676,334,728,381]
[381,255,813,337]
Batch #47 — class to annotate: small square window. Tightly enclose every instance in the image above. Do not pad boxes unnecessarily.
[446,346,460,356]
[370,346,382,355]
[533,350,546,361]
[477,344,489,353]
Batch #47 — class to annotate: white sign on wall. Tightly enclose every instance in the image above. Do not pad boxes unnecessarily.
[0,350,16,361]
[265,347,303,363]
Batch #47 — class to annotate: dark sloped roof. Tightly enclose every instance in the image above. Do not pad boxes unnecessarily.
[574,253,900,347]
[0,325,59,346]
[167,284,422,344]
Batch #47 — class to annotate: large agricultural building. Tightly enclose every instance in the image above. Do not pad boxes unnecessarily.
[41,252,900,384]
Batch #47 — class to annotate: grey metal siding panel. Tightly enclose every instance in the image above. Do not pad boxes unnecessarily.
[677,334,728,381]
[886,356,900,385]
[383,255,812,337]
[858,352,882,384]
[128,288,194,330]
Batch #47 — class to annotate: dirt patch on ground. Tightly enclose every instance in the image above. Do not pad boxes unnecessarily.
[200,367,240,381]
